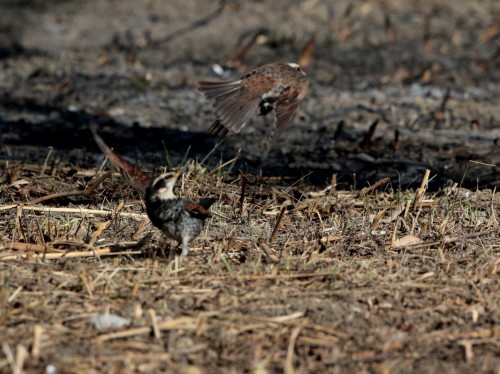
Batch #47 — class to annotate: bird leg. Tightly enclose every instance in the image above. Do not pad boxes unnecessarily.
[181,237,190,257]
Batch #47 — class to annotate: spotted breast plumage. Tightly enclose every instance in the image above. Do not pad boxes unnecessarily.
[197,62,309,145]
[92,127,215,256]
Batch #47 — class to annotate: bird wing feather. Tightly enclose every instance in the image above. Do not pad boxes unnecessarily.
[270,90,302,143]
[198,73,276,134]
[91,126,151,198]
[183,201,212,218]
[196,81,242,100]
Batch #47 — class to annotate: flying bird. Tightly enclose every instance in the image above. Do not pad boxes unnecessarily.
[92,127,215,256]
[197,62,308,145]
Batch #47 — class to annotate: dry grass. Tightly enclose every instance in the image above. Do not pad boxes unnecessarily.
[0,161,498,374]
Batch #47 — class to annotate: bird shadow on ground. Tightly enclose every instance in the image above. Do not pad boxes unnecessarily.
[1,95,469,192]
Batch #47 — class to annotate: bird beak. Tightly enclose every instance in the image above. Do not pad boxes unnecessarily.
[174,171,182,178]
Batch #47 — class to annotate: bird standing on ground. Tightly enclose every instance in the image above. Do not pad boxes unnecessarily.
[92,127,215,256]
[197,62,309,146]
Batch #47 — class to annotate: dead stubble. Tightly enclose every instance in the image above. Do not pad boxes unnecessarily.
[0,162,498,374]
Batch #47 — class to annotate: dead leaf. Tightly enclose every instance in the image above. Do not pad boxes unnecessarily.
[393,234,423,248]
[10,179,30,188]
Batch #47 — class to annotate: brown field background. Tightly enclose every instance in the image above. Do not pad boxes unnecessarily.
[0,1,499,373]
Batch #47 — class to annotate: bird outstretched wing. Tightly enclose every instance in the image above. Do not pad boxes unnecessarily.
[197,71,276,134]
[272,99,301,143]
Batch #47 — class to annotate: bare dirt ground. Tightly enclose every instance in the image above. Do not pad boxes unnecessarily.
[0,0,499,373]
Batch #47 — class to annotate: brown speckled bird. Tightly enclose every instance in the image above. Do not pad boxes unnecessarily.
[92,127,215,256]
[197,62,308,144]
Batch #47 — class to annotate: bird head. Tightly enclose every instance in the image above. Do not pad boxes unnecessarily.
[286,62,306,75]
[149,171,182,199]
